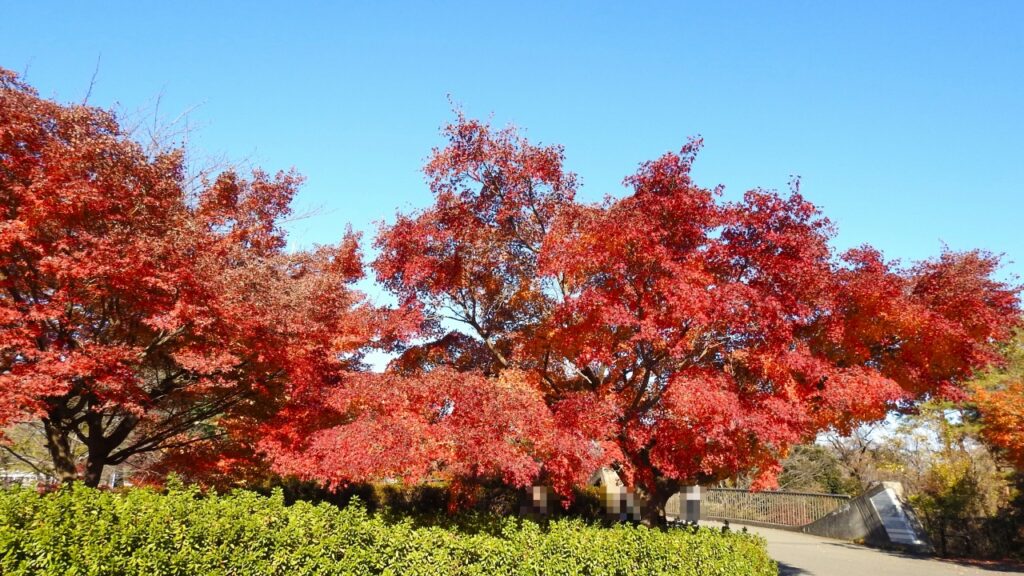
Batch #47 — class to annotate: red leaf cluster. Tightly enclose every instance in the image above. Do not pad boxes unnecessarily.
[358,115,1020,503]
[3,68,1017,509]
[0,69,399,485]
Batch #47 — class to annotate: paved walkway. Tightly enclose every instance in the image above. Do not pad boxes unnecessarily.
[705,522,1023,575]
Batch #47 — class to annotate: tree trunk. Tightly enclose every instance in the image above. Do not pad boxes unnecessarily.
[42,418,77,483]
[640,489,668,527]
[81,404,123,488]
[639,476,684,528]
[82,455,105,487]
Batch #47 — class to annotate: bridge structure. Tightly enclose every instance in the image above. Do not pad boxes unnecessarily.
[590,467,934,556]
[700,487,850,527]
[671,482,934,555]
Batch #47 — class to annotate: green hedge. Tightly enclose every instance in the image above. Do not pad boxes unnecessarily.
[0,484,776,575]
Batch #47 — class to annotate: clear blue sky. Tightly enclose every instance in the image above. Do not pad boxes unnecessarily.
[3,1,1022,285]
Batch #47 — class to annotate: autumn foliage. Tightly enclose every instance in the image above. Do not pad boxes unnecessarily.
[265,114,1020,522]
[1,68,1019,521]
[0,69,397,486]
[972,330,1024,469]
[974,380,1024,469]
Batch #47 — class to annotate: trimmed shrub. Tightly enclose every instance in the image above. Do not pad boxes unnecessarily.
[0,484,775,575]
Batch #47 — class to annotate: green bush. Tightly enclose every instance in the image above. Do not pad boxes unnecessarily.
[0,484,775,575]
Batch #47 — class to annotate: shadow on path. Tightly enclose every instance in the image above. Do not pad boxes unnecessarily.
[776,561,809,576]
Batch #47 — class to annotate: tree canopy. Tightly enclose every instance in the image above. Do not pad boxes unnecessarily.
[1,71,1018,523]
[0,68,404,486]
[262,114,1020,522]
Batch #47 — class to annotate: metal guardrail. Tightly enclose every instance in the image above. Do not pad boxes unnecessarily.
[0,472,55,488]
[701,487,850,527]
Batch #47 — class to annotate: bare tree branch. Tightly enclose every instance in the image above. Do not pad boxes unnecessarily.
[1,445,50,476]
[81,54,102,105]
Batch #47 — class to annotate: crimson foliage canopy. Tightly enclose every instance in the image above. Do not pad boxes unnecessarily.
[1,70,1017,517]
[0,69,397,486]
[262,115,1020,520]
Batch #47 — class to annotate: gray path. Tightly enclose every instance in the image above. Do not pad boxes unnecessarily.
[704,522,1023,575]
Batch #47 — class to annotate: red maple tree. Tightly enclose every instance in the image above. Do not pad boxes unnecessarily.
[5,65,1018,522]
[0,69,395,486]
[265,114,1019,523]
